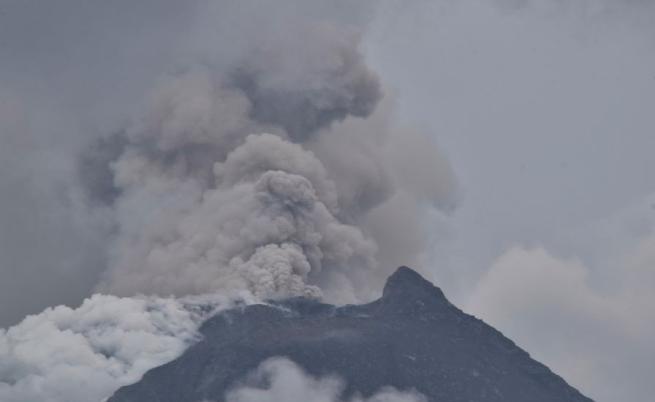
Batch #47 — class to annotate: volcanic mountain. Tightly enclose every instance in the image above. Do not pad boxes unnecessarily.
[108,267,593,402]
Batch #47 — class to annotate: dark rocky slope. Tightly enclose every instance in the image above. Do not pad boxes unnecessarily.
[109,267,593,402]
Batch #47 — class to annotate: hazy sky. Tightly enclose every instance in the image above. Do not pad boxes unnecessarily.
[367,0,655,291]
[364,2,655,400]
[1,1,653,401]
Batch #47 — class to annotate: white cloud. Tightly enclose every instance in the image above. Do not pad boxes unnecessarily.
[0,293,235,402]
[225,357,426,402]
[468,241,655,401]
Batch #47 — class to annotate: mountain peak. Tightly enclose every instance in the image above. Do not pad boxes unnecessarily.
[381,266,450,310]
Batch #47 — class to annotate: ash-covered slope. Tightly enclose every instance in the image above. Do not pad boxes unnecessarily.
[108,267,593,402]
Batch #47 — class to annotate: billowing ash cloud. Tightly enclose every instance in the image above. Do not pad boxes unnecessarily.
[0,293,236,402]
[0,2,456,401]
[225,358,426,402]
[80,9,455,303]
[0,1,456,325]
[100,132,377,299]
[228,26,381,141]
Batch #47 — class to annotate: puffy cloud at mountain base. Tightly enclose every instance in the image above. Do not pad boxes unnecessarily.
[225,358,426,402]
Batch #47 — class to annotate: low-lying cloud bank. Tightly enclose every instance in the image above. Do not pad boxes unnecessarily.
[0,293,239,402]
[225,358,426,402]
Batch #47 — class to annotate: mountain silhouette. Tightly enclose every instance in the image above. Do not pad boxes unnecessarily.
[108,266,593,402]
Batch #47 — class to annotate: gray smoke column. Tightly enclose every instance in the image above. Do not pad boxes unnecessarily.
[83,7,456,303]
[0,3,457,401]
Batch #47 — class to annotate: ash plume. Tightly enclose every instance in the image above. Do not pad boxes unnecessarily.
[0,2,456,402]
[81,7,455,303]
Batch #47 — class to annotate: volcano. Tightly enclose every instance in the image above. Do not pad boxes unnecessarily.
[108,267,593,402]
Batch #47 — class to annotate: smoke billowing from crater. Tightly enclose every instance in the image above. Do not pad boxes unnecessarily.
[81,8,455,303]
[0,2,457,401]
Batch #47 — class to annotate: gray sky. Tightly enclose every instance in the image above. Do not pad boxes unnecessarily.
[1,1,653,401]
[364,1,655,401]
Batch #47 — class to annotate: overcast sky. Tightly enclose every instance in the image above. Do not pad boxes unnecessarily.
[364,2,655,401]
[1,1,653,401]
